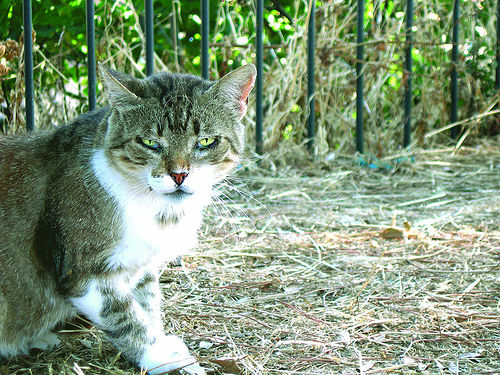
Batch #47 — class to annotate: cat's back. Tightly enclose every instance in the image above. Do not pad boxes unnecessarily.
[0,131,54,224]
[0,108,109,240]
[0,107,108,171]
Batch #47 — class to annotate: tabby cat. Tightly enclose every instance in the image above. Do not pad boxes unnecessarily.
[0,63,256,374]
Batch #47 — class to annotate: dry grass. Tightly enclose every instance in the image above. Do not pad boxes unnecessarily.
[2,141,499,375]
[239,0,500,155]
[3,0,499,155]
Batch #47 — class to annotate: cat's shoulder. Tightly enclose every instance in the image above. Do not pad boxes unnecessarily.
[49,106,110,147]
[0,107,110,159]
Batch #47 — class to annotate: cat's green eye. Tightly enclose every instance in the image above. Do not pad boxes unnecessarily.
[197,137,216,149]
[140,138,161,150]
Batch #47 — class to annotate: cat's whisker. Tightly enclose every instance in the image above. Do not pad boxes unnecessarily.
[210,191,239,221]
[217,178,271,218]
[208,196,243,236]
[211,187,248,223]
[217,190,254,221]
[209,195,232,222]
[211,187,257,232]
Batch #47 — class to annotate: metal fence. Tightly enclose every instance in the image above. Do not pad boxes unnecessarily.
[21,0,500,154]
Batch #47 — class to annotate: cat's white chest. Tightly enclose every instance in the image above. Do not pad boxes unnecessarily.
[108,201,201,270]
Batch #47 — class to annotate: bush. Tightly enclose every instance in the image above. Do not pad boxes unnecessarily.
[0,0,498,155]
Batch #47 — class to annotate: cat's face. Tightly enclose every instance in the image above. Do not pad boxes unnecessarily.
[99,65,256,207]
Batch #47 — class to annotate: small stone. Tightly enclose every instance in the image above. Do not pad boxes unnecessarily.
[198,340,213,349]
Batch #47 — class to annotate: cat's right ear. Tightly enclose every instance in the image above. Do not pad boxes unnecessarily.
[206,64,256,119]
[98,63,141,107]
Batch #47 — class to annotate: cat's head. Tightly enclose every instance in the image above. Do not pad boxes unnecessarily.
[98,64,256,208]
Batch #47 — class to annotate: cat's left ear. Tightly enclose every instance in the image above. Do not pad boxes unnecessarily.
[98,63,143,107]
[208,64,256,118]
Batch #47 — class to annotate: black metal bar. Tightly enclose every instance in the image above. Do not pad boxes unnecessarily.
[306,0,315,152]
[86,0,96,111]
[255,0,263,155]
[403,0,413,147]
[145,0,154,76]
[22,0,34,131]
[170,11,179,71]
[201,0,209,79]
[356,0,364,153]
[450,0,459,138]
[496,0,500,90]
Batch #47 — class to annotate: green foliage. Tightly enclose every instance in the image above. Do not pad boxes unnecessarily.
[0,0,298,116]
[0,0,299,76]
[0,0,497,151]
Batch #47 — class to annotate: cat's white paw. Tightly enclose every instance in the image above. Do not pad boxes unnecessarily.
[29,331,61,352]
[140,335,205,375]
[177,362,206,375]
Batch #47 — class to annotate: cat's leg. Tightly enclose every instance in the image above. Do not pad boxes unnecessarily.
[0,293,8,358]
[71,278,205,375]
[0,289,70,357]
[28,331,61,352]
[132,272,205,375]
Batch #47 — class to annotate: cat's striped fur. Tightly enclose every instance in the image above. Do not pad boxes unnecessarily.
[0,64,256,374]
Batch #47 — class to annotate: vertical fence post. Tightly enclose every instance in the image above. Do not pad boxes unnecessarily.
[22,0,34,131]
[86,0,96,111]
[496,0,500,90]
[306,0,315,153]
[145,0,154,76]
[450,0,460,138]
[356,0,364,153]
[255,0,264,155]
[403,0,413,147]
[201,0,209,80]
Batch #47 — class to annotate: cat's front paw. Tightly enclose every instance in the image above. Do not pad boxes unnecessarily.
[176,362,206,375]
[29,331,61,351]
[141,335,205,375]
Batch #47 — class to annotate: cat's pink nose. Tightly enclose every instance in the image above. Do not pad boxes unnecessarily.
[170,172,188,186]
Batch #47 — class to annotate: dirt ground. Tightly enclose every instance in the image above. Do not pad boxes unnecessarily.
[2,145,499,375]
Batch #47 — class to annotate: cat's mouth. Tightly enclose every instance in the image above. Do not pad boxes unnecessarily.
[163,189,193,201]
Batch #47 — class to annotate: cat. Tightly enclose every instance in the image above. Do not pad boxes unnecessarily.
[0,63,256,374]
